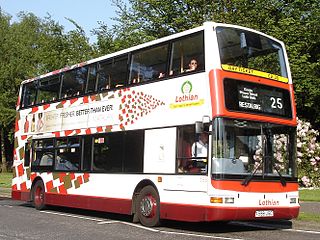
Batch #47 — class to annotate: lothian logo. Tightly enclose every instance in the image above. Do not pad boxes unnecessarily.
[175,81,198,102]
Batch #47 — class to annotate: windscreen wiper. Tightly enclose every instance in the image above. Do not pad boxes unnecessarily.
[242,126,265,186]
[241,158,263,186]
[273,163,287,186]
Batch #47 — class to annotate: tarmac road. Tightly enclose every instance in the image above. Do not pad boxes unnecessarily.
[0,197,320,240]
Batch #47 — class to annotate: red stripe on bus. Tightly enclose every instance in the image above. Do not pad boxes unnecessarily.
[45,193,132,215]
[160,202,299,221]
[11,190,299,222]
[211,180,298,193]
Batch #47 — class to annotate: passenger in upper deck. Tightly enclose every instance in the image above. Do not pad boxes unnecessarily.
[185,58,198,72]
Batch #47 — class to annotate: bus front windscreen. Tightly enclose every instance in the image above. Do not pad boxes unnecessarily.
[216,27,288,79]
[212,118,297,183]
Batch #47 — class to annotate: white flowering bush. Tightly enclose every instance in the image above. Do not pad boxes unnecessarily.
[297,118,320,187]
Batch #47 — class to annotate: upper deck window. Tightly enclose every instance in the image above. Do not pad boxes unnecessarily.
[62,67,88,98]
[36,75,61,104]
[130,44,169,83]
[19,31,205,109]
[98,55,128,90]
[86,64,98,93]
[21,81,37,108]
[216,27,288,79]
[170,32,204,75]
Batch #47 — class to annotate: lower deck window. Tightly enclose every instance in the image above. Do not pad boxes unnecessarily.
[29,130,144,173]
[176,125,208,174]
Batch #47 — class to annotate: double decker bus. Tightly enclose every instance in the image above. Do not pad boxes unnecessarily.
[12,22,299,227]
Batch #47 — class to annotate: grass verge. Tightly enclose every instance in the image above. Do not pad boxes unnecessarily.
[297,212,320,223]
[0,172,12,188]
[299,189,320,202]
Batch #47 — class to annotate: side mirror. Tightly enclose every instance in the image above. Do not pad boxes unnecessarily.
[195,121,203,134]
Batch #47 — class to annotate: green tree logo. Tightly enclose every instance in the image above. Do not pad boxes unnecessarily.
[181,81,192,94]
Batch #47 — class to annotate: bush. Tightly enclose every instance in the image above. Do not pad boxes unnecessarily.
[297,118,320,187]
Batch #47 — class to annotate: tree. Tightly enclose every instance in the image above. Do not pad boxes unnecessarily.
[96,0,320,129]
[0,10,96,171]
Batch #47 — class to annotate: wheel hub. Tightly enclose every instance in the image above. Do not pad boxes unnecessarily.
[140,195,156,217]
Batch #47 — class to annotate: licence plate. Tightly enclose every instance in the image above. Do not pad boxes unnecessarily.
[255,210,274,217]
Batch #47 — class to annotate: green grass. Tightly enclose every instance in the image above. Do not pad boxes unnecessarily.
[0,172,12,188]
[299,189,320,202]
[297,212,320,223]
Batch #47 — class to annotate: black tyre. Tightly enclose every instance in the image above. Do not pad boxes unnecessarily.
[136,185,160,227]
[32,180,46,210]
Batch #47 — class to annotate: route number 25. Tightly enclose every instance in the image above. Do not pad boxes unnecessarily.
[270,97,283,109]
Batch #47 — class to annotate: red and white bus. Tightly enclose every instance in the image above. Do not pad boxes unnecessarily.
[12,22,299,227]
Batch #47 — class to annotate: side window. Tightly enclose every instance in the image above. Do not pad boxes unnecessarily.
[93,133,123,172]
[170,31,204,75]
[24,141,32,167]
[97,60,112,91]
[21,81,37,108]
[123,130,144,173]
[86,64,98,93]
[55,137,81,171]
[36,75,61,104]
[82,135,92,171]
[98,55,128,90]
[176,125,208,174]
[129,44,169,83]
[61,66,88,98]
[32,139,54,168]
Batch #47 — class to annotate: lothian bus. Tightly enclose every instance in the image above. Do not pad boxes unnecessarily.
[12,22,299,227]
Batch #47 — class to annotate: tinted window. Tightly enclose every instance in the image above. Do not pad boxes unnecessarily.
[21,81,37,108]
[61,67,88,98]
[24,141,32,167]
[92,130,144,173]
[32,139,54,168]
[130,44,169,83]
[55,137,81,171]
[86,64,98,93]
[36,75,61,104]
[123,131,144,172]
[98,55,128,90]
[93,134,123,172]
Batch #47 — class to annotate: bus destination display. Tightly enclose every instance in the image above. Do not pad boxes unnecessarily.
[224,78,292,118]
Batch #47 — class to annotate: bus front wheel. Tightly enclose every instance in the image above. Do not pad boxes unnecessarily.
[136,185,160,227]
[32,180,46,210]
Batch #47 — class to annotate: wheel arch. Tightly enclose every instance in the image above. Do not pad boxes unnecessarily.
[30,176,45,201]
[131,179,159,215]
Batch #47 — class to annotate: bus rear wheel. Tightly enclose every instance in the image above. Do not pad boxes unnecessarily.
[32,180,46,210]
[136,186,160,227]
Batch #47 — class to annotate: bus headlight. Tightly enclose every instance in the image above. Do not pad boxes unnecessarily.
[210,197,235,204]
[224,197,235,204]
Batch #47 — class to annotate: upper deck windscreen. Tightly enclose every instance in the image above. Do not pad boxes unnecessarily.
[216,27,288,81]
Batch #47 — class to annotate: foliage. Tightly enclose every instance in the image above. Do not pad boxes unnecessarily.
[0,9,96,166]
[297,118,320,187]
[95,0,320,129]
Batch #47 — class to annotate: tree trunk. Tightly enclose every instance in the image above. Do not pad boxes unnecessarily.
[3,126,13,172]
[0,127,7,172]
